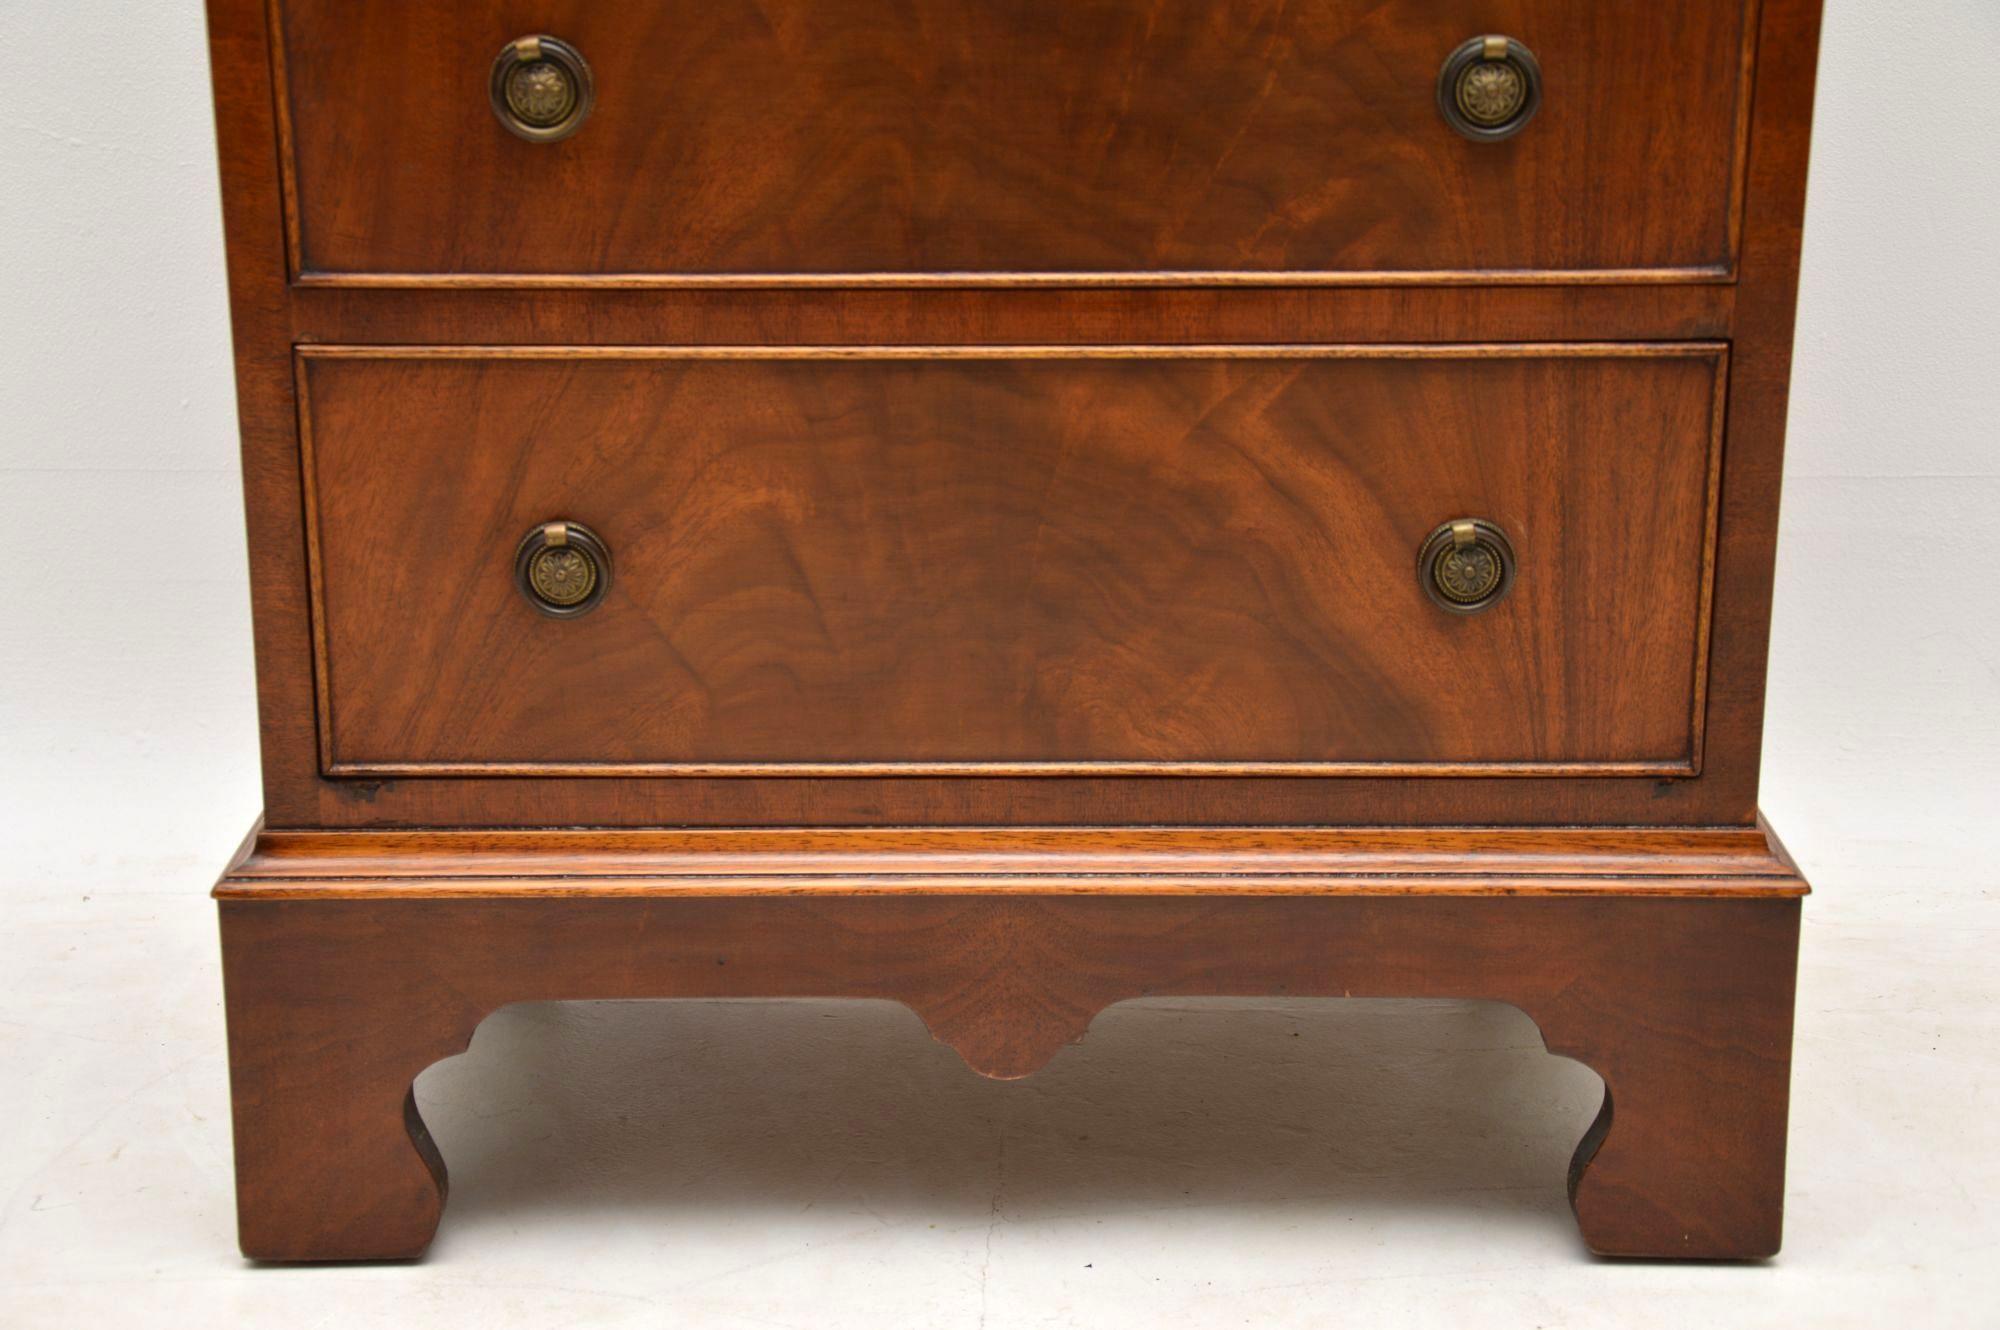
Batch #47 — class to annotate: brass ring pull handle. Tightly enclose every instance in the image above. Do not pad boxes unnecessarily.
[490,35,595,143]
[1419,518,1516,614]
[515,520,612,617]
[1437,36,1542,141]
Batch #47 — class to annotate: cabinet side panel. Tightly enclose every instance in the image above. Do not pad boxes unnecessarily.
[1688,0,1825,821]
[207,0,324,825]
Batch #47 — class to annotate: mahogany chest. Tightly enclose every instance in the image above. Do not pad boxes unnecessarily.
[207,0,1820,1260]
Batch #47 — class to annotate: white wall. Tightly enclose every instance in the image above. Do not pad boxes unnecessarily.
[1,1,256,888]
[1763,2,2000,882]
[2,1,1994,896]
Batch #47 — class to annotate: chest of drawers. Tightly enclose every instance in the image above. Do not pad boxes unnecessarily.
[207,0,1820,1261]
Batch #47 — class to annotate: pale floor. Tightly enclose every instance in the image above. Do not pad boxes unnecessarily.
[0,826,1993,1329]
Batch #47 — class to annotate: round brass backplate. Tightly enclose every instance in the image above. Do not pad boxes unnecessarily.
[490,36,595,143]
[514,520,612,617]
[1418,519,1516,614]
[1437,36,1542,142]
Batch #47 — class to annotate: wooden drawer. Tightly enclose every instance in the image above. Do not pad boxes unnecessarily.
[272,0,1755,285]
[297,345,1725,777]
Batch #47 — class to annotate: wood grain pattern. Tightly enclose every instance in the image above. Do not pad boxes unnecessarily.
[300,345,1724,777]
[202,0,1825,831]
[287,283,1741,349]
[1694,0,1827,821]
[204,0,1825,1265]
[215,823,1811,898]
[271,0,1756,284]
[220,890,1799,1259]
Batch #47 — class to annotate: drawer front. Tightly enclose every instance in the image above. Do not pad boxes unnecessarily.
[274,0,1753,284]
[299,346,1724,776]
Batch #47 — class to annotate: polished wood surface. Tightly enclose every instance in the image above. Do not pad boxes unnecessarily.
[273,0,1755,284]
[204,0,1825,1263]
[287,283,1743,347]
[204,0,1824,831]
[302,345,1723,778]
[221,890,1800,1259]
[217,824,1810,898]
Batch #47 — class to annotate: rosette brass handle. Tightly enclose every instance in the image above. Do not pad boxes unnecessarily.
[490,35,595,143]
[1419,519,1516,614]
[1438,36,1542,141]
[515,521,612,617]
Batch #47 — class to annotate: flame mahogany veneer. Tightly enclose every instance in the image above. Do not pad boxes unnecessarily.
[205,0,1823,1262]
